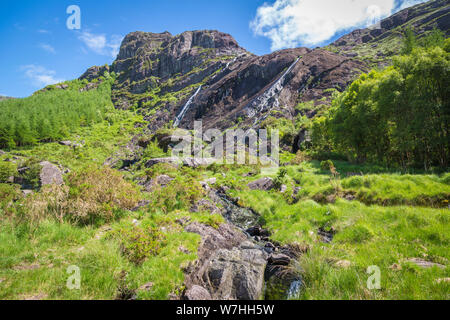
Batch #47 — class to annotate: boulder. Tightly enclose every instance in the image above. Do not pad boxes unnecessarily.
[145,157,182,168]
[183,222,268,300]
[247,177,274,191]
[182,157,216,168]
[39,161,63,186]
[185,285,212,301]
[405,258,445,269]
[268,254,291,266]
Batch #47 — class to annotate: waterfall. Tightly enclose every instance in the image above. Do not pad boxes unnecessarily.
[245,57,301,119]
[225,57,237,70]
[173,85,202,128]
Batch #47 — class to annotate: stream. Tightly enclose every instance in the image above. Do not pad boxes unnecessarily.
[213,190,303,300]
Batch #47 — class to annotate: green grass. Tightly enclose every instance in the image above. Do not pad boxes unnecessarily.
[204,161,449,300]
[0,211,204,300]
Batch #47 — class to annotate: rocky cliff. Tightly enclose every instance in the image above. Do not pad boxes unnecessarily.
[76,0,449,146]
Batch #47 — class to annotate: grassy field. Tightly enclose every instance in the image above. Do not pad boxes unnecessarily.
[1,129,449,300]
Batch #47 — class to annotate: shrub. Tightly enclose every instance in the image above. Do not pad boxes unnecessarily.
[0,183,21,215]
[320,160,335,172]
[25,166,141,225]
[150,176,204,214]
[0,161,17,183]
[111,224,167,265]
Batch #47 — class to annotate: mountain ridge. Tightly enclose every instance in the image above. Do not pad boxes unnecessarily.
[69,0,448,150]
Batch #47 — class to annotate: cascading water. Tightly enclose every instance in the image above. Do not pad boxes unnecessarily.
[173,85,202,128]
[245,57,301,120]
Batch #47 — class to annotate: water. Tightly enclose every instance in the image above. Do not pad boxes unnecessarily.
[245,57,301,119]
[173,85,202,127]
[287,280,302,300]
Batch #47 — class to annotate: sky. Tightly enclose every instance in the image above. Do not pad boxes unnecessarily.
[0,0,429,98]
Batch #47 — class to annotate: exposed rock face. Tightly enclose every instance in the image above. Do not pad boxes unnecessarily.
[77,1,449,149]
[79,65,110,81]
[39,161,64,186]
[183,222,268,300]
[331,0,450,61]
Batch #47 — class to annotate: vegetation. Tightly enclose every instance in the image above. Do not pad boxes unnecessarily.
[0,75,116,149]
[311,31,449,170]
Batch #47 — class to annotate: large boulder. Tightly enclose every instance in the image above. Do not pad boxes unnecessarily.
[247,177,274,191]
[39,161,64,186]
[183,222,268,300]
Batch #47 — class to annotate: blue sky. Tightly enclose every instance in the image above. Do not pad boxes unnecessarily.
[0,0,428,97]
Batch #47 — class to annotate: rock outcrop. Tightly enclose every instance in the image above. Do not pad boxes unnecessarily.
[39,161,64,186]
[183,222,268,300]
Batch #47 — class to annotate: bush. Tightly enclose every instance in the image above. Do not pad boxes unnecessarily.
[25,166,141,225]
[111,224,167,265]
[320,160,335,172]
[0,161,17,183]
[0,183,21,214]
[150,175,204,214]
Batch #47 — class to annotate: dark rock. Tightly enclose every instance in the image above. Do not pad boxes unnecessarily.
[79,65,110,82]
[131,200,150,212]
[247,177,274,191]
[268,254,291,266]
[145,157,181,168]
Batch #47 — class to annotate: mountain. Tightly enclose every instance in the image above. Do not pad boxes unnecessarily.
[76,1,447,137]
[73,0,448,149]
[329,0,449,66]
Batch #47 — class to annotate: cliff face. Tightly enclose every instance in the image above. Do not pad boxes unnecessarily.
[77,0,449,136]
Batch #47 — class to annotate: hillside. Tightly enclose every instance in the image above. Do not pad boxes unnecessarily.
[0,0,449,301]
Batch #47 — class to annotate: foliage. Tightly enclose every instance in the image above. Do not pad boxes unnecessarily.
[111,223,167,265]
[0,162,17,183]
[24,166,141,225]
[0,76,116,148]
[312,32,449,169]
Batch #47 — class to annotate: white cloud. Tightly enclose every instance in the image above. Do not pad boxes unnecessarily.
[251,0,429,50]
[78,31,123,58]
[21,65,64,87]
[39,43,56,54]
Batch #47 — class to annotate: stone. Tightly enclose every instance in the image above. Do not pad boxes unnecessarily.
[185,285,212,300]
[182,158,216,168]
[335,260,352,268]
[183,222,268,300]
[145,157,182,168]
[268,254,291,266]
[280,184,288,193]
[155,175,174,187]
[436,278,450,284]
[138,282,154,292]
[405,258,445,269]
[389,263,402,271]
[22,190,33,197]
[0,150,5,155]
[247,177,274,191]
[39,161,64,186]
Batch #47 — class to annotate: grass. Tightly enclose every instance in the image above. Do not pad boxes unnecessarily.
[0,211,204,300]
[202,161,449,300]
[1,117,449,301]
